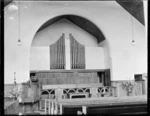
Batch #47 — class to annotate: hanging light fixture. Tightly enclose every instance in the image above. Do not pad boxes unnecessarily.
[8,2,18,12]
[131,16,135,46]
[14,72,17,86]
[17,0,22,46]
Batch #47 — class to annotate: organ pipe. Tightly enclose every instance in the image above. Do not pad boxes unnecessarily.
[69,33,85,69]
[50,33,65,69]
[50,33,85,70]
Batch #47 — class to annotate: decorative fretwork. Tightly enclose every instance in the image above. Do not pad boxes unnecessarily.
[50,34,65,69]
[41,89,55,99]
[63,88,90,94]
[97,86,112,97]
[70,34,85,69]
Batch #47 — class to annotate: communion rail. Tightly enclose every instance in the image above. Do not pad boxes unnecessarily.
[40,83,117,100]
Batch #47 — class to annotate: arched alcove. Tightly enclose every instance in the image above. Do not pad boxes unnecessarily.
[30,14,112,71]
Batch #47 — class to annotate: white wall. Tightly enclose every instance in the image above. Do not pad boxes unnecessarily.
[32,18,98,47]
[99,40,111,69]
[30,18,102,70]
[30,46,106,70]
[85,47,105,69]
[5,1,147,83]
[30,47,50,70]
[30,18,106,70]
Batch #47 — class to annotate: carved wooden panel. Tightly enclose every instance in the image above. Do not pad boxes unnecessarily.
[37,72,99,85]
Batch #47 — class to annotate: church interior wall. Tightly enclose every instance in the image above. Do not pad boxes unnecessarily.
[4,1,147,83]
[30,19,105,70]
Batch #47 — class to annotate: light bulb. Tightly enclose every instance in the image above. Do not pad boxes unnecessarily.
[8,2,18,12]
[17,39,22,46]
[9,16,14,20]
[131,40,135,46]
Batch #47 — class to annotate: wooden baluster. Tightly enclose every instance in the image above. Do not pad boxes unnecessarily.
[51,101,54,115]
[82,106,87,115]
[54,101,58,114]
[45,99,47,114]
[49,100,51,114]
[59,104,63,115]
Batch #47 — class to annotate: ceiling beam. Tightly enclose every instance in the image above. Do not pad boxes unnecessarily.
[116,0,145,25]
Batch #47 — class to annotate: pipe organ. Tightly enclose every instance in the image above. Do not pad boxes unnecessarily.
[50,33,85,69]
[70,34,85,69]
[50,34,65,69]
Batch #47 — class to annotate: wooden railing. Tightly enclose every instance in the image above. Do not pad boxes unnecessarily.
[40,83,117,100]
[4,100,19,115]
